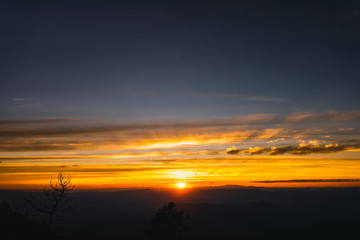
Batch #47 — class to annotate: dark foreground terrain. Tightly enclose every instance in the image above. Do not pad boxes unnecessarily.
[1,187,360,240]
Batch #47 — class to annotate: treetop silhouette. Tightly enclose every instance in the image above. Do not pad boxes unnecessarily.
[144,202,190,240]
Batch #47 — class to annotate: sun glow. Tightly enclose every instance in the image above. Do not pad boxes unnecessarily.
[175,182,187,189]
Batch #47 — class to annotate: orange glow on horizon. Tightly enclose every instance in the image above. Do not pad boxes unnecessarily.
[1,115,360,190]
[175,182,187,189]
[1,156,360,190]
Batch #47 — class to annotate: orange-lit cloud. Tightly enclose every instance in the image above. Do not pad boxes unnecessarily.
[0,110,359,189]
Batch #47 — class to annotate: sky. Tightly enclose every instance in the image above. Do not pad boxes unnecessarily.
[1,0,360,189]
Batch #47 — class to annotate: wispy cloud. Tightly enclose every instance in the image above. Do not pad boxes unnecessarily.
[245,96,285,102]
[284,110,360,123]
[0,118,84,125]
[0,110,359,131]
[0,110,358,144]
[12,97,33,101]
[0,110,358,157]
[184,92,286,102]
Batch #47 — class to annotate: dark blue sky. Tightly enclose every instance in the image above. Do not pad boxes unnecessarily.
[1,0,359,120]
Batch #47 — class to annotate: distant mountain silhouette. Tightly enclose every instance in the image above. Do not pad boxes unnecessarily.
[1,187,360,240]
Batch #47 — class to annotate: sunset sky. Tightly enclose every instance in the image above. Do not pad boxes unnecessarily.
[1,0,360,189]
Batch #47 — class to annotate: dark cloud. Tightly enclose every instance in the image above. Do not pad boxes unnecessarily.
[0,143,78,152]
[0,118,84,125]
[0,110,358,154]
[227,149,240,154]
[227,144,360,155]
[0,113,276,131]
[0,165,186,174]
[226,146,240,154]
[0,110,359,139]
[252,179,360,183]
[0,127,112,138]
[0,156,104,161]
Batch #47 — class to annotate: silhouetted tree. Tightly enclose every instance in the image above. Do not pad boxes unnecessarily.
[144,202,190,240]
[24,172,75,229]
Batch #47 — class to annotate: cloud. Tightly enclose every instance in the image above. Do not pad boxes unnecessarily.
[0,110,358,138]
[0,141,79,151]
[226,142,360,155]
[0,118,85,125]
[0,164,180,174]
[0,110,358,155]
[283,110,360,123]
[174,92,286,102]
[244,128,283,141]
[338,128,354,131]
[226,146,240,154]
[243,147,267,154]
[251,179,360,183]
[267,138,285,143]
[12,97,32,101]
[0,114,278,138]
[183,92,241,99]
[246,96,286,102]
[122,90,287,103]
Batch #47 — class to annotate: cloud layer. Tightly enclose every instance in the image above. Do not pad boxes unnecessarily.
[0,110,358,157]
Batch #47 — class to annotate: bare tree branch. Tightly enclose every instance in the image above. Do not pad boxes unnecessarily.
[24,172,76,228]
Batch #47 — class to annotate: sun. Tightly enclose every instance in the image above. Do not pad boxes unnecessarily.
[175,182,187,189]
